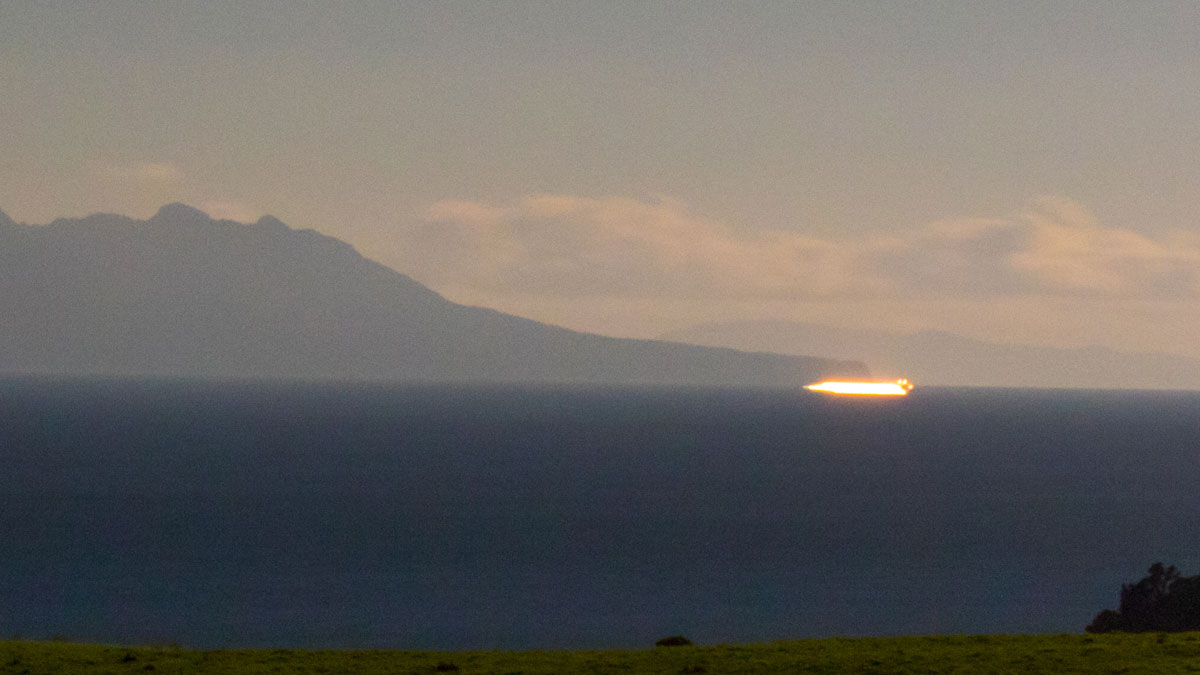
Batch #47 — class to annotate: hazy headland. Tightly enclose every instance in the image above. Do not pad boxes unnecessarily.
[662,320,1200,390]
[0,204,862,387]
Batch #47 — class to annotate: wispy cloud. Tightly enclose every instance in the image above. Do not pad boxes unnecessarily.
[1008,197,1200,296]
[97,161,185,185]
[412,194,872,299]
[402,194,1200,303]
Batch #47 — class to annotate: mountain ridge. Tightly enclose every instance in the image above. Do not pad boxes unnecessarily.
[0,205,865,386]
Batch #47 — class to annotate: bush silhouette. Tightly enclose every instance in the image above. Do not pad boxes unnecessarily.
[1087,563,1200,633]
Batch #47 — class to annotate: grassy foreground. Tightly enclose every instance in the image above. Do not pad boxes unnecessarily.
[5,633,1200,674]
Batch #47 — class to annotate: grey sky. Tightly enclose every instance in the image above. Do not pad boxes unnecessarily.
[5,1,1200,357]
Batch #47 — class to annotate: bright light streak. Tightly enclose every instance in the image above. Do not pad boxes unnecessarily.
[805,378,914,396]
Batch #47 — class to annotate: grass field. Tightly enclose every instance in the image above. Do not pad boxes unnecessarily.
[5,633,1200,674]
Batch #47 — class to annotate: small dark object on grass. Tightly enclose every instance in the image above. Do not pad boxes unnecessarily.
[119,652,137,663]
[656,635,693,647]
[435,661,460,672]
[680,665,706,673]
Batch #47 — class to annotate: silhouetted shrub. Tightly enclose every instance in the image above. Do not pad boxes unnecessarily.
[434,661,459,672]
[1087,609,1123,633]
[1087,563,1200,633]
[656,635,693,646]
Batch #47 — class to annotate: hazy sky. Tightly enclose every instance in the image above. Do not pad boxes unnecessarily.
[5,1,1200,357]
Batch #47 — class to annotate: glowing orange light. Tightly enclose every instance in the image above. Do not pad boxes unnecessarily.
[805,378,914,396]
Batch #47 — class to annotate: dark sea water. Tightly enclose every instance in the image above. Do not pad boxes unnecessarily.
[2,378,1199,650]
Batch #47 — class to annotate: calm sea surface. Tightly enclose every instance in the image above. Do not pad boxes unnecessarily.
[2,378,1199,649]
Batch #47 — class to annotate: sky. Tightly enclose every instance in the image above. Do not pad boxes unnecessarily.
[4,1,1200,358]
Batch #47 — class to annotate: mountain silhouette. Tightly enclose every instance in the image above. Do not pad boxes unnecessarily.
[0,204,865,385]
[662,319,1200,390]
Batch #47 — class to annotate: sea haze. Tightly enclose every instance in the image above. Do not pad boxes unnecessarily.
[2,378,1199,649]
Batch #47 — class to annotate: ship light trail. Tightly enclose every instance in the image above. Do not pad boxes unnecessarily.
[805,378,914,396]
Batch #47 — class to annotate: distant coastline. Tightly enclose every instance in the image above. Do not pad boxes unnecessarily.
[663,319,1200,391]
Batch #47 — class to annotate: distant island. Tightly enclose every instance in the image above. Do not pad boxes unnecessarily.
[0,204,864,387]
[662,319,1200,390]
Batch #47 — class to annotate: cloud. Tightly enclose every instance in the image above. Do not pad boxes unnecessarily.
[97,161,185,185]
[398,194,1200,302]
[1009,197,1200,296]
[412,194,875,299]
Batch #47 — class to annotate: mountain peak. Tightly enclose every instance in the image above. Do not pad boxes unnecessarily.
[151,203,212,225]
[255,214,289,230]
[0,208,14,228]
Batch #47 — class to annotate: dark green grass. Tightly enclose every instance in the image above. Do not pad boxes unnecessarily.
[5,633,1200,674]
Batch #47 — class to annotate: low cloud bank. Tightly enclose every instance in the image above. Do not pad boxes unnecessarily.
[403,194,1200,303]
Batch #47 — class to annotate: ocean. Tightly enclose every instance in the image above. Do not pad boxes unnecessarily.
[1,377,1198,649]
